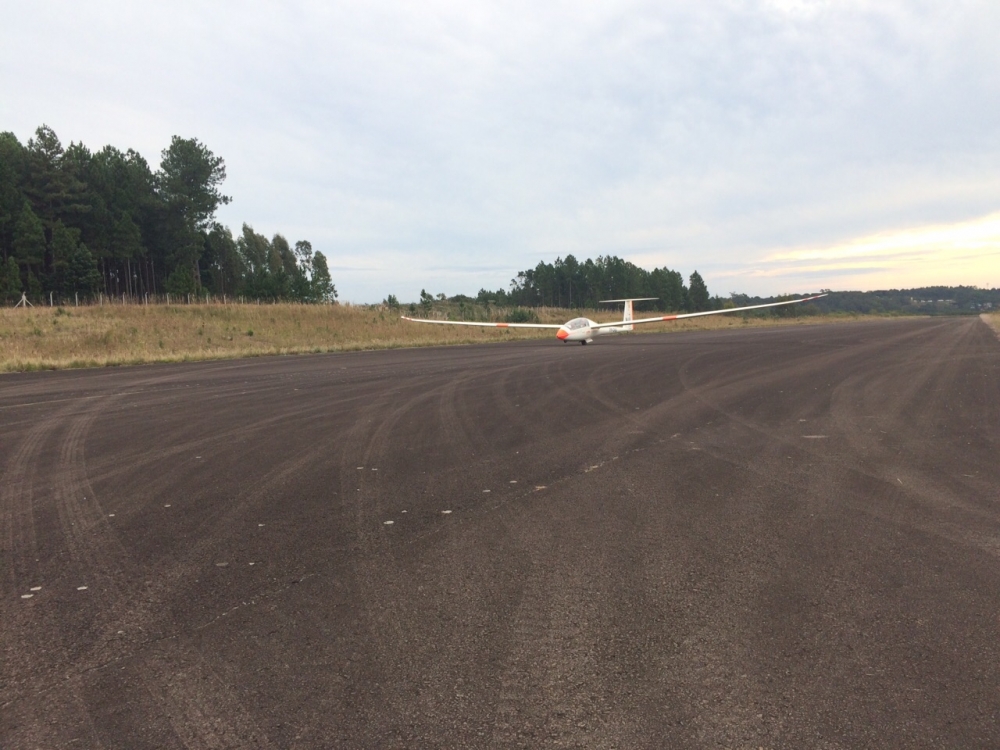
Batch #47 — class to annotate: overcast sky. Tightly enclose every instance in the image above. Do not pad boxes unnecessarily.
[3,1,999,301]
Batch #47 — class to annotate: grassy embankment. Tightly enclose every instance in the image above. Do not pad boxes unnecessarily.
[0,301,877,372]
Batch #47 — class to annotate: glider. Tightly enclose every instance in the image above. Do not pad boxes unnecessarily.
[401,294,827,344]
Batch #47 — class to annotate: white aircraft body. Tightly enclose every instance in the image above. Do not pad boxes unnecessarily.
[401,294,827,344]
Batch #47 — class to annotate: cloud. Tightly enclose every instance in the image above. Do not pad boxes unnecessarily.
[2,1,999,300]
[713,211,1000,291]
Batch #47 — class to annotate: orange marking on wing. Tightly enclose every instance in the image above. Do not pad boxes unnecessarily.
[496,323,509,328]
[662,315,678,321]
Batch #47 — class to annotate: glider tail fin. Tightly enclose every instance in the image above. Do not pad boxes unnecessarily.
[599,298,658,331]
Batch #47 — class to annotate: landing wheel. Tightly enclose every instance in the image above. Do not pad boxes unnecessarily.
[581,340,587,345]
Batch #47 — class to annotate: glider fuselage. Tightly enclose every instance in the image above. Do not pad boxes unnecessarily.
[557,317,632,344]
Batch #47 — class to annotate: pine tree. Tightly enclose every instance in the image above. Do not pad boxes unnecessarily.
[67,243,100,296]
[111,213,143,261]
[1,256,22,302]
[23,126,90,236]
[688,271,710,312]
[49,220,82,296]
[0,132,25,257]
[13,203,46,270]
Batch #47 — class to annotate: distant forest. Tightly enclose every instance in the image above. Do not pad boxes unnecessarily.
[425,255,999,317]
[473,255,708,311]
[0,125,335,304]
[798,286,999,315]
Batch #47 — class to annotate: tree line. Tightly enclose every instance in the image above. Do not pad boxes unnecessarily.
[417,257,999,319]
[0,125,335,304]
[470,255,712,312]
[791,286,999,315]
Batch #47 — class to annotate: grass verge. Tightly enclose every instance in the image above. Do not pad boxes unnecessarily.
[982,313,1000,337]
[0,302,890,373]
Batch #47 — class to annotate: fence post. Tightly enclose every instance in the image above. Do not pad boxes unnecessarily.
[75,292,78,307]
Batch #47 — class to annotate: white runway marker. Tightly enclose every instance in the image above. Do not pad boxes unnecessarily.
[258,523,265,527]
[21,594,33,599]
[401,510,407,513]
[483,489,490,493]
[249,562,255,565]
[442,510,452,514]
[383,520,394,525]
[357,467,364,470]
[216,562,229,567]
[509,480,517,484]
[802,435,828,439]
[30,586,41,591]
[108,513,115,517]
[164,504,171,507]
[77,586,88,591]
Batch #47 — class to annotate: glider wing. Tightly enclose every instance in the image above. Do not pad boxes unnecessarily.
[589,294,828,330]
[400,316,563,330]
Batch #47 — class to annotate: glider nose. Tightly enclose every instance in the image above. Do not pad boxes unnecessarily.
[556,328,569,340]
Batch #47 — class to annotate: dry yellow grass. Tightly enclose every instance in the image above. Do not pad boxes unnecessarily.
[983,313,1000,337]
[0,301,876,372]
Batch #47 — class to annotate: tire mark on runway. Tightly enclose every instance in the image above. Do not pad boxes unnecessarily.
[7,321,1000,747]
[0,398,88,743]
[2,388,287,748]
[334,361,585,739]
[0,395,137,747]
[139,643,277,750]
[0,400,82,590]
[340,356,666,744]
[668,318,1000,565]
[83,384,380,481]
[488,521,613,745]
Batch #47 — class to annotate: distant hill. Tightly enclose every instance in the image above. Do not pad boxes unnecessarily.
[729,286,998,316]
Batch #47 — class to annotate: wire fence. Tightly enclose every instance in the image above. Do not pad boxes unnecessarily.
[3,291,339,308]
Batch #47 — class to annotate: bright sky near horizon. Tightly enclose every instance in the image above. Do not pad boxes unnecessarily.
[2,1,999,302]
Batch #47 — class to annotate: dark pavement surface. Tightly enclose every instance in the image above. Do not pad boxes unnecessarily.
[3,317,1000,748]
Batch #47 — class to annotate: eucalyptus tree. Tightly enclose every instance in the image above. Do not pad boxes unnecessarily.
[310,251,336,302]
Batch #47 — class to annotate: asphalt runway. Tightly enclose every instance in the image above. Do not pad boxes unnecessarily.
[3,317,1000,748]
